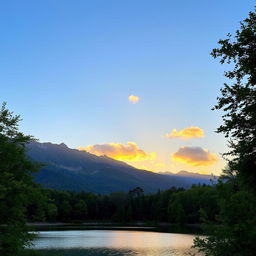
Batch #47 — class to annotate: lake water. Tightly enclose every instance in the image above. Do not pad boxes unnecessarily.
[31,229,202,256]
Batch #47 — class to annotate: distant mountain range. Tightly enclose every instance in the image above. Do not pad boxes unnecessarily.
[27,142,218,194]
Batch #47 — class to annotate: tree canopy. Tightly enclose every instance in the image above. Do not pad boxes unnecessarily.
[211,10,256,186]
[193,8,256,256]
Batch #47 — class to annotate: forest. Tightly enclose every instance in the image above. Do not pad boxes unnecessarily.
[26,185,218,224]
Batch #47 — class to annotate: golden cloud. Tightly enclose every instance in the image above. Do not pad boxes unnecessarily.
[165,126,204,140]
[78,142,155,162]
[172,146,218,166]
[128,95,139,103]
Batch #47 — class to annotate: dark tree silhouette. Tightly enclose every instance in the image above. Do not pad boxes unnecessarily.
[193,8,256,256]
[0,103,42,256]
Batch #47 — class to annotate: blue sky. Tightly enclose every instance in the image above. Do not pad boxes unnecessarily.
[0,0,254,174]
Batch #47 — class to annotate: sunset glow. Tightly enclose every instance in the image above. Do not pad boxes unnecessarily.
[166,127,204,140]
[0,0,248,176]
[172,146,218,167]
[78,142,155,162]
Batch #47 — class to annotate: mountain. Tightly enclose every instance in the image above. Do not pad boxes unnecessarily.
[27,142,215,194]
[161,171,218,186]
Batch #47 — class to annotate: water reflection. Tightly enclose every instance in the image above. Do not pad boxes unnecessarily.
[32,230,201,255]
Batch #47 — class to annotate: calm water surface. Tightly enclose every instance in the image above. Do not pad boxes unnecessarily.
[32,230,201,256]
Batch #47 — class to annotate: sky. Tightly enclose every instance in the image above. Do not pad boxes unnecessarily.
[0,0,254,175]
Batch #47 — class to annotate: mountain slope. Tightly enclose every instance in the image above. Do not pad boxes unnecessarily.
[161,171,217,187]
[27,142,214,194]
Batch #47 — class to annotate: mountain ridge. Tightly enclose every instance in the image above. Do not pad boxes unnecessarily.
[27,141,216,194]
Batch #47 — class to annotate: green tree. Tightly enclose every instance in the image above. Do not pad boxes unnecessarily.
[58,199,72,220]
[128,187,144,198]
[211,9,256,186]
[194,188,256,256]
[168,194,186,224]
[46,202,58,221]
[0,103,42,256]
[26,187,47,222]
[193,8,256,256]
[73,199,88,220]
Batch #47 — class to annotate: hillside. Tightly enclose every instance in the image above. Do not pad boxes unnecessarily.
[27,142,215,194]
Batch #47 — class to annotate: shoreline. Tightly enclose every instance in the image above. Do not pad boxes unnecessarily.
[27,222,203,235]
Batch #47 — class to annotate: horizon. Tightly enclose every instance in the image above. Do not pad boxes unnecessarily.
[1,1,254,175]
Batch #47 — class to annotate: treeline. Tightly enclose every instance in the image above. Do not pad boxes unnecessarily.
[26,184,219,225]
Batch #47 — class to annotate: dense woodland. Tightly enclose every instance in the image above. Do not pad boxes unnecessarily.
[26,185,218,224]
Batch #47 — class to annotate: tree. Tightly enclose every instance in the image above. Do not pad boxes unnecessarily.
[128,187,144,198]
[26,187,47,222]
[0,103,42,256]
[73,199,88,220]
[193,8,256,256]
[168,194,186,224]
[211,9,256,186]
[46,202,58,221]
[194,188,256,256]
[58,199,72,220]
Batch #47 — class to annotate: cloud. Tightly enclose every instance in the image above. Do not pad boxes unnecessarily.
[165,126,204,140]
[172,146,218,166]
[78,142,155,162]
[128,95,139,103]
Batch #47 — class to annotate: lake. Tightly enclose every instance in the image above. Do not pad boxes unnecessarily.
[31,229,202,256]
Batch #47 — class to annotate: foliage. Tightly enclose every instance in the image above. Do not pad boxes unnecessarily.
[0,103,42,256]
[211,9,256,186]
[168,185,218,224]
[25,185,218,225]
[194,187,256,256]
[193,8,256,256]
